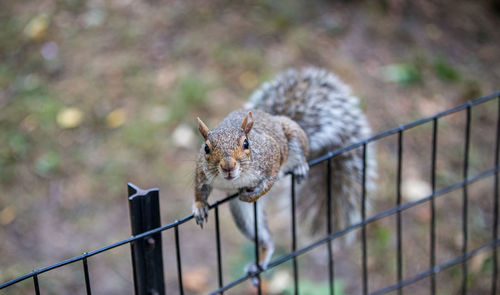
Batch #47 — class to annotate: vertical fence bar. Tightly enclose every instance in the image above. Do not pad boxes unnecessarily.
[214,204,224,294]
[253,202,262,295]
[430,118,438,295]
[492,96,500,295]
[361,143,368,295]
[291,174,299,295]
[462,105,471,295]
[83,256,92,295]
[33,272,40,295]
[396,130,404,295]
[326,159,334,295]
[174,223,184,295]
[128,183,165,295]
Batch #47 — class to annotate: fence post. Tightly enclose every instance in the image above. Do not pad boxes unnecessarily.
[128,183,165,295]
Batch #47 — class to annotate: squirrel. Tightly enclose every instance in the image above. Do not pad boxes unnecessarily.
[193,67,376,282]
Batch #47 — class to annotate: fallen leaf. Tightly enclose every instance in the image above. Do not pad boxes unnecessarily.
[57,107,84,129]
[24,14,50,40]
[0,206,16,225]
[172,124,196,149]
[106,108,126,129]
[402,178,432,202]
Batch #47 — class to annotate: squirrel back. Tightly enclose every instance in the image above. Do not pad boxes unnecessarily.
[246,67,376,232]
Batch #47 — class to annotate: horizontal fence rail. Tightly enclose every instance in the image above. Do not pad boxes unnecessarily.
[1,91,500,294]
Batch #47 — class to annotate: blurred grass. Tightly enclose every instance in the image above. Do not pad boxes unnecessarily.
[433,58,461,82]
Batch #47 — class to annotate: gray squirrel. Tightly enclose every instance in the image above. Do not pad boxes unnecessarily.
[193,67,376,281]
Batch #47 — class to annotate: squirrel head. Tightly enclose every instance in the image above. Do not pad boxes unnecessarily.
[197,112,254,181]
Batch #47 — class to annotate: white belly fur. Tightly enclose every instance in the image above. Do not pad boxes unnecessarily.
[211,170,262,194]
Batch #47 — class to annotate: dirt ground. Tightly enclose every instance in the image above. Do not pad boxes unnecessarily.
[1,0,500,294]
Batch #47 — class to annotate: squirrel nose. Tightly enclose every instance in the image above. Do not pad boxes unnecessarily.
[220,158,237,172]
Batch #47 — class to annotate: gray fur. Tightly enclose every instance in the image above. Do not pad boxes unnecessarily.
[246,67,376,233]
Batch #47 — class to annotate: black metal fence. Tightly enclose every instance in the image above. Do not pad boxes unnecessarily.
[1,91,500,295]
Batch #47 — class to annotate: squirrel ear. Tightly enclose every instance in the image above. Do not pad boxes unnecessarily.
[197,117,210,140]
[241,111,254,134]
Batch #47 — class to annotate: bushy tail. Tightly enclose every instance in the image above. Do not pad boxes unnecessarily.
[245,67,376,233]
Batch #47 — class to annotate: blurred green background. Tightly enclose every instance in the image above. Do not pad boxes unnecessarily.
[1,0,499,294]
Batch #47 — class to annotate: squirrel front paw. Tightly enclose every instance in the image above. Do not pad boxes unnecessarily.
[238,187,260,202]
[293,162,309,184]
[193,201,209,228]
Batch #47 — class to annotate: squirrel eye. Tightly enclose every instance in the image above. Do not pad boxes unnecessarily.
[243,139,249,150]
[204,144,210,154]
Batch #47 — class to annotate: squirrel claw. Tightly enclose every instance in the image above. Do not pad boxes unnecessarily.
[238,186,262,202]
[295,174,306,184]
[193,201,209,228]
[293,162,309,184]
[245,262,265,286]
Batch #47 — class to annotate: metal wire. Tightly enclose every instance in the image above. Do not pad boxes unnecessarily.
[208,166,500,294]
[2,91,500,295]
[174,223,184,295]
[461,105,471,295]
[362,143,368,295]
[327,159,334,295]
[371,239,500,295]
[83,256,92,295]
[214,203,224,294]
[430,118,438,295]
[291,174,299,295]
[33,272,40,295]
[396,130,403,295]
[253,201,262,295]
[5,168,500,295]
[492,96,500,295]
[309,91,500,167]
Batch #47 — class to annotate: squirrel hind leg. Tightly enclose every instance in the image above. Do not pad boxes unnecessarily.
[229,199,274,281]
[245,240,274,286]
